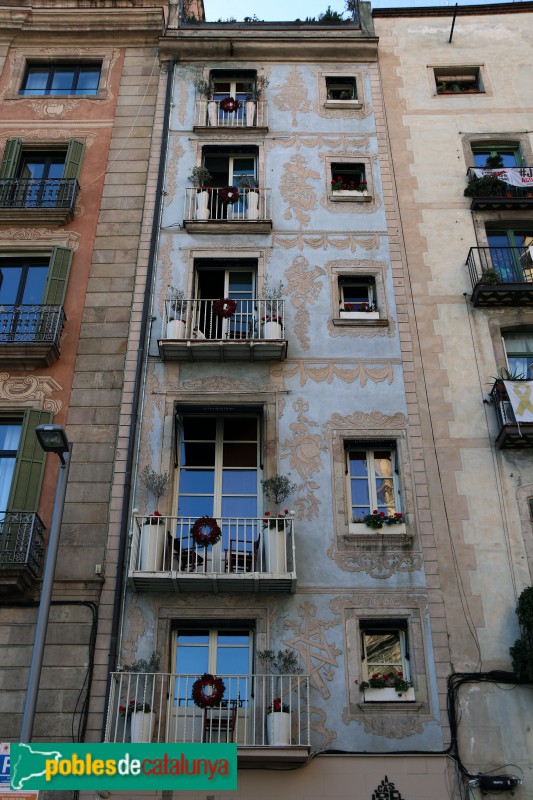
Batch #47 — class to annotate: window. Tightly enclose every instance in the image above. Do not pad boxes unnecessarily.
[360,620,411,693]
[193,259,256,339]
[347,445,400,523]
[503,331,533,379]
[0,139,84,209]
[487,227,533,284]
[0,248,73,340]
[331,161,366,193]
[435,67,483,94]
[326,76,357,101]
[19,62,101,96]
[339,276,376,314]
[197,146,259,220]
[472,145,522,168]
[0,408,52,513]
[212,71,255,123]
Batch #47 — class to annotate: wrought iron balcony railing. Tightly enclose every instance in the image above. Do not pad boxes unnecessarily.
[465,167,533,203]
[0,305,65,343]
[0,178,79,210]
[184,187,271,223]
[0,511,45,577]
[466,246,533,286]
[490,380,533,448]
[194,99,267,128]
[106,671,310,748]
[162,298,285,341]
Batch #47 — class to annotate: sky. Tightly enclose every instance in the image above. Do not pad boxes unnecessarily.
[203,0,527,23]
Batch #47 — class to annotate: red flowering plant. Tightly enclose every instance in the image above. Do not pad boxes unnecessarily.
[261,313,282,325]
[357,672,411,694]
[119,698,151,716]
[341,301,377,313]
[267,697,290,713]
[331,177,367,192]
[362,510,403,529]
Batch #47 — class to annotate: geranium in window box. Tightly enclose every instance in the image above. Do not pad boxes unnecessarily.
[340,301,379,320]
[357,673,415,702]
[330,177,369,200]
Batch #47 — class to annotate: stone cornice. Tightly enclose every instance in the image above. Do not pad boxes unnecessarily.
[161,27,378,62]
[0,4,165,35]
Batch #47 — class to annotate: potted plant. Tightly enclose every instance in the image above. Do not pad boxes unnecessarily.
[339,300,379,320]
[188,166,212,221]
[117,652,160,742]
[238,176,260,220]
[357,671,414,702]
[464,174,507,198]
[139,467,169,571]
[510,586,533,683]
[194,73,217,126]
[261,278,284,339]
[245,75,269,126]
[330,175,368,198]
[166,285,187,338]
[261,475,296,571]
[257,648,302,745]
[479,267,500,286]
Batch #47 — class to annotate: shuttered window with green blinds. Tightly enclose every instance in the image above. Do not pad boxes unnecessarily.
[0,138,85,181]
[42,246,73,306]
[7,408,53,512]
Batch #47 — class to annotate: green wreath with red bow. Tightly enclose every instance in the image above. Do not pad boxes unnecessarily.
[213,298,237,319]
[192,673,226,708]
[190,515,222,546]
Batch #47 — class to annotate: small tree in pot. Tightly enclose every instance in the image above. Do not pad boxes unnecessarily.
[257,647,303,745]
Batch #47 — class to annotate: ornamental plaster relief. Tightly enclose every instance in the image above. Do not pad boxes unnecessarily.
[327,543,423,579]
[272,66,311,126]
[0,228,80,250]
[274,362,395,387]
[0,373,62,413]
[324,410,406,429]
[283,600,341,701]
[0,131,97,148]
[360,714,425,739]
[268,133,370,153]
[284,255,325,350]
[329,591,429,615]
[281,397,327,520]
[273,233,380,252]
[280,154,320,228]
[321,190,381,215]
[309,706,336,749]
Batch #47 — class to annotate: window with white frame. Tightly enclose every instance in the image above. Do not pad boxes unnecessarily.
[331,161,366,193]
[339,276,376,313]
[502,330,533,379]
[360,621,410,687]
[193,259,256,340]
[326,75,357,101]
[347,445,400,523]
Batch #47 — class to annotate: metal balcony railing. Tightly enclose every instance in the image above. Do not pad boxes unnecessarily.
[184,187,271,222]
[194,99,267,128]
[162,298,285,341]
[130,514,294,575]
[106,671,310,747]
[0,305,65,343]
[0,178,79,210]
[0,511,45,577]
[466,167,533,200]
[466,246,533,287]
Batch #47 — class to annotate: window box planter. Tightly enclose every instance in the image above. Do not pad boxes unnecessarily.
[348,522,406,536]
[266,710,291,745]
[363,687,415,702]
[340,310,380,320]
[329,190,371,202]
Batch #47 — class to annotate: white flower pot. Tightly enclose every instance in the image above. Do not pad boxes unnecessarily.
[207,100,217,126]
[246,191,260,220]
[267,711,291,745]
[264,521,287,572]
[130,711,152,743]
[363,687,415,702]
[196,190,210,221]
[166,319,186,339]
[245,100,256,126]
[139,523,165,571]
[262,321,283,339]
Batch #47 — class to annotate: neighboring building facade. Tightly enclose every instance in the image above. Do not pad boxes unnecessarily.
[93,3,458,798]
[0,0,165,742]
[374,1,533,794]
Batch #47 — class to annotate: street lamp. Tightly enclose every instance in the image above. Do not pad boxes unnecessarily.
[19,424,72,743]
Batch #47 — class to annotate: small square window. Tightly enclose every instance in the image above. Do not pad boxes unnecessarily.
[331,162,366,192]
[339,277,376,314]
[20,62,101,96]
[434,67,483,95]
[326,76,357,101]
[360,621,413,701]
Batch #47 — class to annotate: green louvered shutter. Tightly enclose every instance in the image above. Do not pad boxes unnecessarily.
[0,138,22,179]
[42,247,73,306]
[7,408,53,512]
[62,139,85,180]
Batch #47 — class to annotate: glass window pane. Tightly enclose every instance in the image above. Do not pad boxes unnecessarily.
[178,632,210,644]
[376,478,395,510]
[374,453,392,478]
[223,442,256,467]
[179,469,215,494]
[0,267,23,304]
[21,267,48,304]
[224,417,257,440]
[365,632,401,666]
[23,68,49,94]
[177,496,214,518]
[183,417,216,440]
[181,442,216,467]
[221,496,257,517]
[222,470,256,494]
[343,285,369,305]
[76,68,100,94]
[349,451,367,477]
[217,632,250,645]
[50,67,75,93]
[217,647,249,675]
[350,479,370,506]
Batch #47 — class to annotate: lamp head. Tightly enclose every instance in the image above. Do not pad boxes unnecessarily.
[35,424,70,464]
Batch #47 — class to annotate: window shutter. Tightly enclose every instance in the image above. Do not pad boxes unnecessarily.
[0,138,22,179]
[62,139,85,181]
[43,247,73,306]
[8,408,53,512]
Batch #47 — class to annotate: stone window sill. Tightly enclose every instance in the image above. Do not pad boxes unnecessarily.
[329,192,372,202]
[324,100,363,110]
[332,317,389,328]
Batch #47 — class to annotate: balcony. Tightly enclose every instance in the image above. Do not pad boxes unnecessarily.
[466,247,533,307]
[465,167,533,210]
[0,178,79,225]
[490,380,533,448]
[183,187,272,233]
[0,305,65,368]
[158,298,287,362]
[105,671,310,766]
[0,511,45,593]
[128,514,296,593]
[193,99,268,132]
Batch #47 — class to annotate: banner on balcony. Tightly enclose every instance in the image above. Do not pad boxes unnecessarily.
[471,168,533,188]
[9,743,237,792]
[504,380,533,423]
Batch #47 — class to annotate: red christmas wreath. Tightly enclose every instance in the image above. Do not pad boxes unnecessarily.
[219,185,240,204]
[192,673,226,708]
[213,298,237,319]
[220,96,240,113]
[190,515,222,546]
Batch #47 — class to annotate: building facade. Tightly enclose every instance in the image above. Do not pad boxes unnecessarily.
[0,0,165,743]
